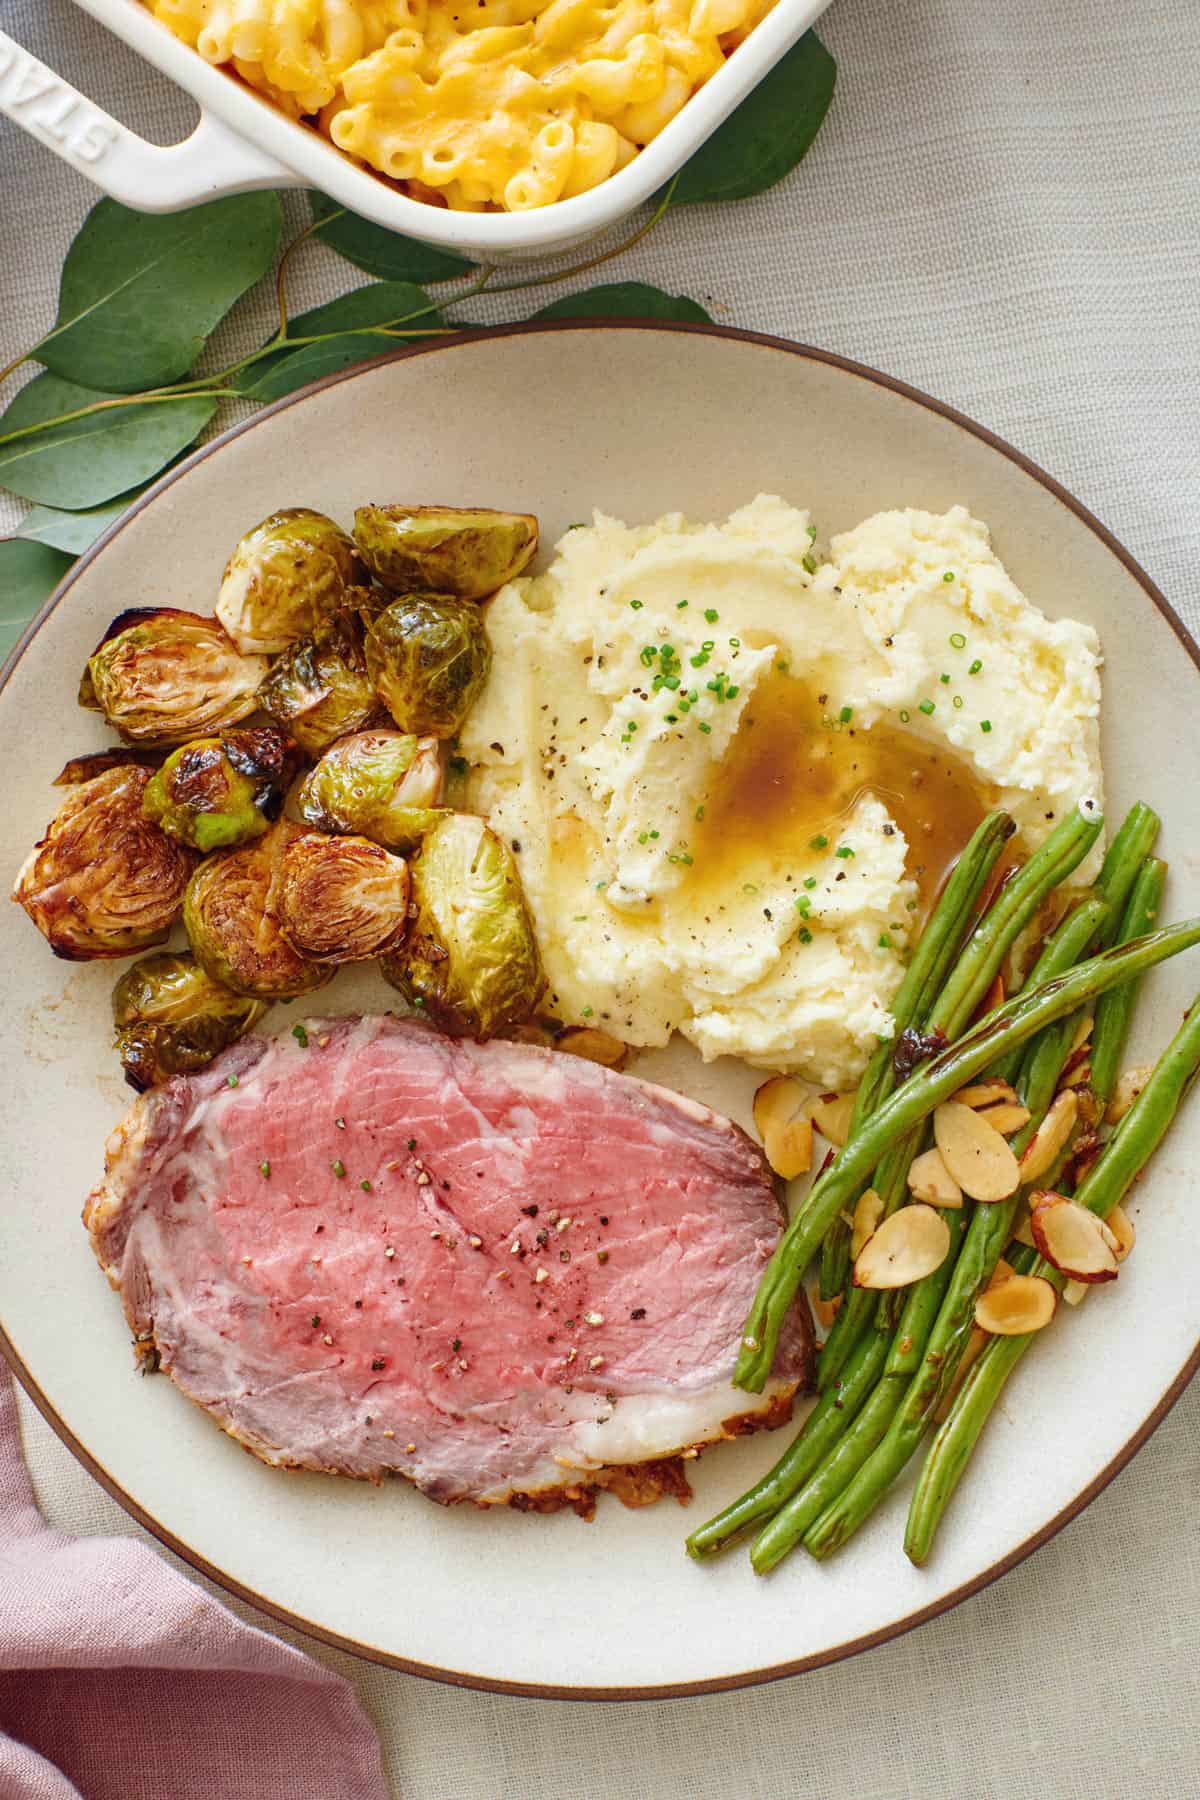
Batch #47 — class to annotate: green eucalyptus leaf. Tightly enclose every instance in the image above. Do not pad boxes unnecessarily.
[33,194,283,393]
[0,540,74,660]
[669,31,836,204]
[533,283,712,322]
[234,282,443,402]
[17,493,138,555]
[0,374,216,508]
[309,193,473,283]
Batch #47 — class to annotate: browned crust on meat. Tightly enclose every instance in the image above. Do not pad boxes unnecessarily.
[719,1387,797,1438]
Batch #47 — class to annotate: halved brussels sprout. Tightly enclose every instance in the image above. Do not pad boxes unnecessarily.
[216,508,365,655]
[13,765,194,960]
[142,724,301,852]
[112,951,267,1091]
[183,817,334,999]
[277,831,410,963]
[54,748,161,786]
[353,505,538,600]
[256,613,384,755]
[297,728,445,851]
[81,608,268,747]
[380,813,543,1038]
[364,593,491,739]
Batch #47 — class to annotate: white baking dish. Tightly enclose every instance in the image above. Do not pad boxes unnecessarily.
[0,0,832,259]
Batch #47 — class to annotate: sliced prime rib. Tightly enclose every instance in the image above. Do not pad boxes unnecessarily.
[86,1016,814,1511]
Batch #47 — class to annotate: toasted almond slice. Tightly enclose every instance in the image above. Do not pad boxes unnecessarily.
[907,1146,964,1208]
[977,1101,1032,1135]
[853,1204,951,1290]
[1029,1192,1119,1283]
[1106,1203,1136,1261]
[850,1188,884,1258]
[813,1292,842,1330]
[988,1256,1017,1290]
[556,1026,630,1070]
[954,1078,1020,1110]
[1070,1014,1094,1055]
[1018,1090,1079,1185]
[811,1091,856,1149]
[752,1075,816,1180]
[1060,1059,1092,1089]
[1062,1278,1090,1307]
[1009,1202,1036,1248]
[975,1274,1057,1335]
[980,973,1006,1016]
[1074,1086,1103,1129]
[933,1101,1021,1202]
[1105,1064,1154,1125]
[934,1325,990,1421]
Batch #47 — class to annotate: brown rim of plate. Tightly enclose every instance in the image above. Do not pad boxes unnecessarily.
[2,320,1197,1701]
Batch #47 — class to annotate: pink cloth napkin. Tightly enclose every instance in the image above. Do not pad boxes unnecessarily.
[0,1374,389,1800]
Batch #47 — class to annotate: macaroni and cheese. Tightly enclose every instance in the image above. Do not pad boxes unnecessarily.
[144,0,772,211]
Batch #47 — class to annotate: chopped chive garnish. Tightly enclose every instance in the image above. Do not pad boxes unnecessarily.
[638,832,648,844]
[810,834,828,849]
[292,1023,309,1047]
[943,571,955,583]
[698,721,712,733]
[226,1074,238,1088]
[695,805,705,821]
[839,705,853,723]
[360,1179,372,1192]
[704,608,719,622]
[807,524,818,541]
[953,695,964,709]
[798,927,813,945]
[918,698,935,716]
[802,552,818,575]
[582,1006,593,1017]
[878,932,892,948]
[981,719,993,733]
[629,599,643,610]
[795,895,811,915]
[729,637,741,648]
[803,876,817,889]
[835,845,855,859]
[332,1159,346,1178]
[649,830,659,840]
[969,659,983,675]
[899,708,910,722]
[949,631,967,649]
[939,673,950,684]
[259,1160,270,1177]
[676,599,688,609]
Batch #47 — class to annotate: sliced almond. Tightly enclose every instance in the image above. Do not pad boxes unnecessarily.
[1018,1090,1079,1185]
[850,1187,884,1258]
[975,1274,1057,1335]
[1009,1202,1036,1248]
[933,1101,1021,1202]
[1029,1192,1119,1284]
[988,1256,1017,1290]
[934,1325,989,1421]
[1106,1203,1135,1261]
[811,1091,856,1149]
[1062,1278,1090,1307]
[812,1292,842,1330]
[954,1078,1020,1110]
[853,1204,951,1290]
[1060,1059,1092,1090]
[1074,1086,1103,1129]
[1105,1064,1153,1125]
[977,1101,1032,1135]
[980,972,1006,1016]
[907,1146,964,1208]
[556,1026,630,1070]
[752,1075,816,1180]
[1070,1014,1094,1056]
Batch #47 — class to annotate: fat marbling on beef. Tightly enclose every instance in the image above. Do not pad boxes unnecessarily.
[86,1016,814,1511]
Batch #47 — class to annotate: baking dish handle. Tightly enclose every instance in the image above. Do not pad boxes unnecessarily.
[0,28,298,210]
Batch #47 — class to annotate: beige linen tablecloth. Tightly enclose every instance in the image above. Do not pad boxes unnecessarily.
[2,2,1199,1794]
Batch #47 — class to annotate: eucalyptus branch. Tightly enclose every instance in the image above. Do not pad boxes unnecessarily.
[0,389,231,451]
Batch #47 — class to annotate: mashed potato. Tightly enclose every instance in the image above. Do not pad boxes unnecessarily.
[461,498,1103,1088]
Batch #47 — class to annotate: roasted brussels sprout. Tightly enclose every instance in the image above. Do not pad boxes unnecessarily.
[277,831,410,963]
[297,728,445,851]
[364,593,492,739]
[183,817,334,999]
[142,724,301,852]
[13,765,194,960]
[381,813,543,1038]
[353,505,537,599]
[216,508,365,655]
[112,951,267,1091]
[54,748,161,786]
[81,608,267,746]
[256,614,384,755]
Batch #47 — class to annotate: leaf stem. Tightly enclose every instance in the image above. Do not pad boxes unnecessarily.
[0,389,229,450]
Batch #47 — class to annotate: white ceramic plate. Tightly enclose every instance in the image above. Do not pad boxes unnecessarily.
[3,324,1198,1697]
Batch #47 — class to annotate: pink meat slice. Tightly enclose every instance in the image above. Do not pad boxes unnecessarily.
[86,1016,814,1507]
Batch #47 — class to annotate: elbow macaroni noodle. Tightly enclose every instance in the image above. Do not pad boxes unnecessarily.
[143,0,773,210]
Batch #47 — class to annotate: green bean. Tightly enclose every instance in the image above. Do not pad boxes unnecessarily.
[1090,858,1167,1106]
[737,802,1106,1395]
[905,992,1200,1564]
[685,1327,889,1559]
[1093,803,1161,946]
[732,904,1200,1395]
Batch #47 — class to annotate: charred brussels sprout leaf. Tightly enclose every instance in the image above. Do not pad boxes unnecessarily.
[142,724,302,852]
[54,747,161,785]
[112,951,267,1090]
[13,765,194,959]
[364,592,491,739]
[183,817,335,999]
[381,813,542,1038]
[297,728,445,850]
[215,508,365,655]
[353,505,538,600]
[277,831,410,963]
[256,613,384,754]
[82,608,267,746]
